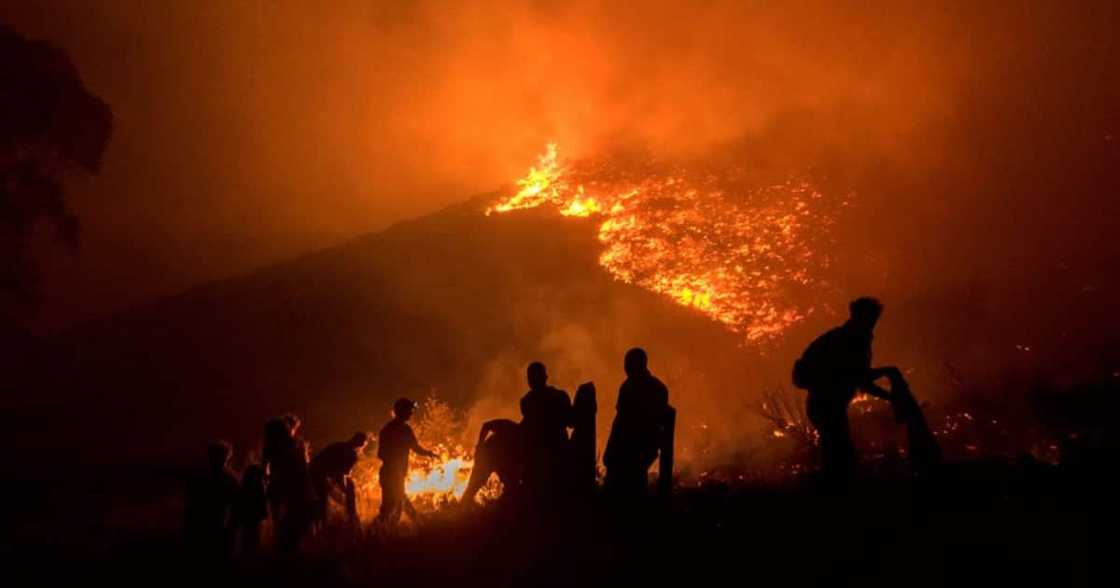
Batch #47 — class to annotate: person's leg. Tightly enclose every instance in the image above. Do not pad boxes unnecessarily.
[807,396,837,477]
[604,462,648,530]
[808,394,846,490]
[815,407,854,491]
[242,521,260,555]
[377,482,395,522]
[379,477,407,526]
[835,410,856,478]
[276,515,297,552]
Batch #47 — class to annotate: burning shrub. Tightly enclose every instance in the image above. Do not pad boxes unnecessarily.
[350,396,500,522]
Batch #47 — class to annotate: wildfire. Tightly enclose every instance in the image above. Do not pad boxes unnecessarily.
[405,455,472,499]
[400,398,479,507]
[488,145,840,341]
[350,398,498,517]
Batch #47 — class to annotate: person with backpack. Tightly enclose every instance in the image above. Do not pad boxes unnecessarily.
[793,297,894,488]
[604,348,672,504]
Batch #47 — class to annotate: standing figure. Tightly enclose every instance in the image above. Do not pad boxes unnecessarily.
[792,297,893,488]
[377,398,437,526]
[519,362,574,507]
[184,441,239,558]
[262,414,315,552]
[309,432,370,528]
[571,382,598,497]
[604,348,672,502]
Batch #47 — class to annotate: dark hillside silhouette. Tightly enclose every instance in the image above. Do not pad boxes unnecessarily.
[28,199,757,465]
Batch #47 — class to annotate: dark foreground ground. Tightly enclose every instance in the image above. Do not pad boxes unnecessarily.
[7,458,1117,588]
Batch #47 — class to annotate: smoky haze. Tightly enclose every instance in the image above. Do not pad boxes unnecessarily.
[3,0,1117,385]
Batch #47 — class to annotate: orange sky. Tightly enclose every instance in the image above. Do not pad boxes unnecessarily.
[2,1,1117,334]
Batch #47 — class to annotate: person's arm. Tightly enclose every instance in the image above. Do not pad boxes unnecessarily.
[413,443,438,459]
[861,380,892,399]
[409,430,438,459]
[860,366,899,399]
[477,420,498,446]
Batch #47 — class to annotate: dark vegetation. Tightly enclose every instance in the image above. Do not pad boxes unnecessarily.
[0,24,112,307]
[8,389,1117,588]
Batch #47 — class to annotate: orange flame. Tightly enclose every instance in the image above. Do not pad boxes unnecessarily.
[405,455,472,498]
[488,145,841,341]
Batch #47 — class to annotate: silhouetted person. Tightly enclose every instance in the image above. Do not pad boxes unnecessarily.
[184,441,239,558]
[571,382,599,497]
[463,418,524,505]
[793,297,893,488]
[604,348,672,502]
[310,432,370,528]
[377,398,437,526]
[236,463,268,556]
[262,414,315,551]
[519,362,574,505]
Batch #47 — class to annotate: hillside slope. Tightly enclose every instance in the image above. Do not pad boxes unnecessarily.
[24,197,770,464]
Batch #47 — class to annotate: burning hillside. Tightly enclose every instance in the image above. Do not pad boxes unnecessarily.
[488,145,845,341]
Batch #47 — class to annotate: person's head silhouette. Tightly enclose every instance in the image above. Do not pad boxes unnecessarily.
[264,417,289,445]
[624,347,649,378]
[393,398,417,421]
[349,432,371,451]
[527,361,548,390]
[849,296,884,333]
[281,413,302,436]
[207,441,232,473]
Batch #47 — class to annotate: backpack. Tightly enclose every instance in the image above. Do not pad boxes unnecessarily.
[792,332,829,390]
[792,356,814,390]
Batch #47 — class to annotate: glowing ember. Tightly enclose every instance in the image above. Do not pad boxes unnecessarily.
[488,144,842,341]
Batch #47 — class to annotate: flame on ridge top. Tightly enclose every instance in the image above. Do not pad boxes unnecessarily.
[488,144,843,342]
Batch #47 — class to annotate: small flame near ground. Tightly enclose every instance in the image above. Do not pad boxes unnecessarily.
[351,398,500,519]
[488,144,843,341]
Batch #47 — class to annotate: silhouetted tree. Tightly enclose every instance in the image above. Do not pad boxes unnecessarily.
[1,25,112,306]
